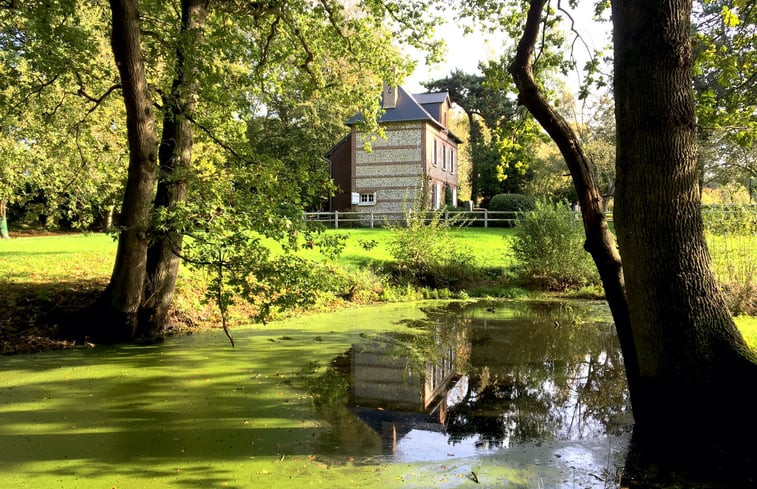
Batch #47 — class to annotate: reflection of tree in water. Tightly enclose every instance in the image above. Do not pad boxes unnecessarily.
[445,375,556,448]
[307,299,631,457]
[428,300,630,447]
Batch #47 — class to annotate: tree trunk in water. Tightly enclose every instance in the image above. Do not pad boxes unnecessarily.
[613,0,757,435]
[96,0,158,341]
[0,199,9,239]
[510,0,642,406]
[137,0,209,338]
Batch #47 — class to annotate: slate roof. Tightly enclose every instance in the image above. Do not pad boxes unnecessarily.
[412,92,449,105]
[346,86,462,144]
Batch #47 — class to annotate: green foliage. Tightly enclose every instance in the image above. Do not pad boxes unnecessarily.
[304,230,347,261]
[467,121,538,206]
[511,199,597,290]
[389,195,477,288]
[693,0,756,149]
[693,1,756,201]
[703,205,756,314]
[424,67,540,204]
[357,238,378,251]
[0,0,126,231]
[488,193,535,213]
[180,199,345,337]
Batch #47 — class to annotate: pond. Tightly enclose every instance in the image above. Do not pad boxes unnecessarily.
[0,300,751,488]
[307,300,632,482]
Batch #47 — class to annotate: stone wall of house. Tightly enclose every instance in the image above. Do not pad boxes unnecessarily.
[354,122,425,215]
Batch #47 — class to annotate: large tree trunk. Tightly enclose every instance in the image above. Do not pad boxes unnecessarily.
[510,0,642,406]
[137,0,209,338]
[96,0,158,341]
[612,0,757,435]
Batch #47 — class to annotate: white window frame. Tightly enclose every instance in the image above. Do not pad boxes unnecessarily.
[358,192,376,206]
[433,140,438,167]
[433,182,441,210]
[450,150,455,174]
[442,144,447,171]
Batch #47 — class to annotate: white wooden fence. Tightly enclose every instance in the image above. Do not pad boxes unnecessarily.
[303,209,614,229]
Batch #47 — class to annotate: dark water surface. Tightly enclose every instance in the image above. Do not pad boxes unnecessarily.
[311,300,634,486]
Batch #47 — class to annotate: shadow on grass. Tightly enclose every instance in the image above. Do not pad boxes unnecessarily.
[0,280,106,354]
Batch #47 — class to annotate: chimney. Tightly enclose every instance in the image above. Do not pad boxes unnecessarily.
[382,84,398,109]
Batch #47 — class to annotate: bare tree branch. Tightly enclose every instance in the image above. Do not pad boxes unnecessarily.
[257,15,280,72]
[77,83,123,116]
[509,0,641,403]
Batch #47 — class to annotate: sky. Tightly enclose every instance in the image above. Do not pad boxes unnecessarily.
[403,3,612,95]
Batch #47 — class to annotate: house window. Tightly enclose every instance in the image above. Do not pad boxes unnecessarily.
[358,192,376,206]
[433,140,438,166]
[442,145,447,170]
[433,182,441,210]
[450,149,455,174]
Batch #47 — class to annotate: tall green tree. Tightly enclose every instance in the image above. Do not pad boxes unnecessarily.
[500,0,757,438]
[693,0,756,198]
[424,69,538,205]
[0,2,126,233]
[104,0,439,340]
[612,0,756,434]
[98,0,159,339]
[2,0,442,340]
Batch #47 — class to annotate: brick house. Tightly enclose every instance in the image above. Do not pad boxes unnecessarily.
[328,85,462,215]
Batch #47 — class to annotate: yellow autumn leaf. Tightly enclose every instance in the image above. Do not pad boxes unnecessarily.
[721,6,741,27]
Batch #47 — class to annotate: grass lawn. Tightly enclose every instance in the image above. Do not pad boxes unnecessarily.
[1,228,516,285]
[1,233,116,284]
[735,315,757,350]
[1,228,754,352]
[295,227,517,269]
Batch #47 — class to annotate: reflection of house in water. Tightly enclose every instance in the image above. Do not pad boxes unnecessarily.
[337,340,464,455]
[318,303,629,463]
